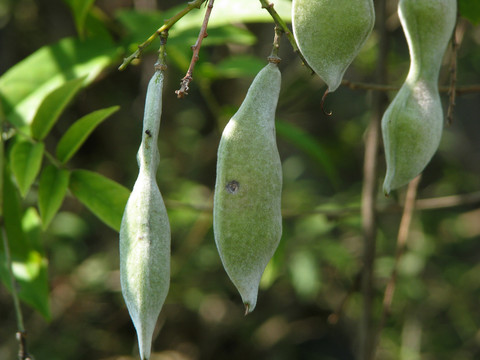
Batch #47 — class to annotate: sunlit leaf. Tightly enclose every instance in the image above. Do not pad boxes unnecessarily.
[69,170,130,231]
[31,77,85,141]
[9,140,44,197]
[56,106,119,164]
[38,166,70,229]
[116,0,291,53]
[0,36,119,129]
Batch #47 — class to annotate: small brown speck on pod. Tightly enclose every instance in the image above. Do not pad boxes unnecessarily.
[225,180,240,194]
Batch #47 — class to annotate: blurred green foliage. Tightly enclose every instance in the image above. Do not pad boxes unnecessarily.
[0,0,480,360]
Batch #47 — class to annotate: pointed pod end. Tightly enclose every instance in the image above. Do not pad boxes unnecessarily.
[244,302,254,316]
[240,290,257,315]
[383,181,391,198]
[135,326,153,360]
[321,89,333,116]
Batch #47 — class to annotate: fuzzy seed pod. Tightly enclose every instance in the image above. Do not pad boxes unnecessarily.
[120,69,170,360]
[213,62,283,314]
[292,0,375,92]
[382,0,457,194]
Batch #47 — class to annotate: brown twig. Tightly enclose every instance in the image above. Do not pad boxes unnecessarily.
[175,0,215,98]
[118,0,207,71]
[165,189,480,218]
[328,272,362,325]
[267,25,283,62]
[447,18,459,125]
[374,175,421,359]
[16,332,33,360]
[341,79,480,95]
[359,1,388,359]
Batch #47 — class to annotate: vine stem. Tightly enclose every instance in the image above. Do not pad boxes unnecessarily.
[374,175,421,359]
[267,25,282,62]
[258,0,314,74]
[175,0,215,98]
[156,31,169,71]
[118,0,207,71]
[2,226,33,360]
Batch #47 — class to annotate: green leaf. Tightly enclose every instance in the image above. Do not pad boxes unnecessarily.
[2,168,29,255]
[31,77,86,141]
[56,106,119,164]
[198,55,265,80]
[459,0,480,25]
[289,250,322,300]
[0,171,50,319]
[0,36,119,129]
[63,0,96,36]
[168,25,256,48]
[117,0,291,51]
[9,140,44,197]
[69,170,130,231]
[38,166,70,229]
[276,120,340,189]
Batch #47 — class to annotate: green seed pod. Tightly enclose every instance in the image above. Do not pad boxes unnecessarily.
[292,0,375,92]
[382,0,456,194]
[213,62,282,314]
[120,69,170,360]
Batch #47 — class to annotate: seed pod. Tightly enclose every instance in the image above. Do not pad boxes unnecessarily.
[292,0,375,92]
[120,69,170,360]
[382,0,457,194]
[213,62,282,314]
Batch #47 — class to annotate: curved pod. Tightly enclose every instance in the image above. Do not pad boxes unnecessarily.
[292,0,375,92]
[213,63,283,314]
[120,69,170,360]
[382,0,457,194]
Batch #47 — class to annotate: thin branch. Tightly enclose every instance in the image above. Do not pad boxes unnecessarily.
[328,272,362,325]
[164,190,480,218]
[175,0,215,98]
[447,18,459,125]
[374,175,421,359]
[2,226,24,332]
[2,226,33,360]
[341,79,480,95]
[258,0,315,74]
[156,31,169,70]
[415,190,480,210]
[267,25,283,61]
[118,0,207,71]
[359,1,388,359]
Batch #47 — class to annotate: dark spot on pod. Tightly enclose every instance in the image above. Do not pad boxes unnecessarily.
[226,180,240,194]
[145,129,152,137]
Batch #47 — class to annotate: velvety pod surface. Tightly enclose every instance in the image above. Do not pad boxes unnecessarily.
[292,0,374,92]
[213,63,282,313]
[120,70,170,360]
[382,0,457,194]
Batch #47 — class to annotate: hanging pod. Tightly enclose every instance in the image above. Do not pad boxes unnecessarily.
[213,62,283,314]
[292,0,375,92]
[119,68,170,360]
[382,0,457,194]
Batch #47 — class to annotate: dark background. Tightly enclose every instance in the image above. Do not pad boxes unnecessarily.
[1,0,480,359]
